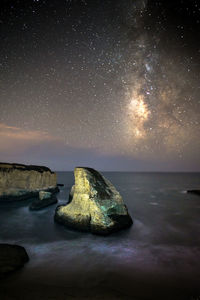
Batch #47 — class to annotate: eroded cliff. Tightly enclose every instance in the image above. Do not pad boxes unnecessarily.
[0,162,57,201]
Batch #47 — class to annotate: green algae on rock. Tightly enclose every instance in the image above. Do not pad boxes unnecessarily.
[55,167,133,235]
[0,162,58,201]
[39,191,52,200]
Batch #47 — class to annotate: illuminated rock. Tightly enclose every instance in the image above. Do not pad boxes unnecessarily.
[29,191,58,210]
[39,191,52,200]
[0,162,58,201]
[0,244,29,278]
[55,167,133,235]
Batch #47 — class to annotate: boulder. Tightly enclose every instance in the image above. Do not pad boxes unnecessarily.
[0,162,58,201]
[29,191,58,210]
[55,167,133,235]
[39,191,52,200]
[0,244,29,278]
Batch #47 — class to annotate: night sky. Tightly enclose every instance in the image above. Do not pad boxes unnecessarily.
[0,0,200,171]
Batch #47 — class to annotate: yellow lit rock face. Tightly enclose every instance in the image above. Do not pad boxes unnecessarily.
[55,167,133,235]
[39,191,52,201]
[0,162,57,201]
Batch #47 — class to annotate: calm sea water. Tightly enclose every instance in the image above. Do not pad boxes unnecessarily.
[0,172,200,300]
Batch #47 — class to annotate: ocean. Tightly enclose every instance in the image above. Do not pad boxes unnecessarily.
[0,172,200,300]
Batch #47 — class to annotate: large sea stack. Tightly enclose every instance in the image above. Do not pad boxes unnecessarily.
[0,162,58,201]
[55,167,133,235]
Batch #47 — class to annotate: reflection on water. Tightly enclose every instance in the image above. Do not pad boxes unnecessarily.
[0,172,200,299]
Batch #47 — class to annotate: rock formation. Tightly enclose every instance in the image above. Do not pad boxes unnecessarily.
[0,162,58,201]
[29,191,58,210]
[187,189,200,196]
[0,244,29,278]
[39,191,52,200]
[55,167,133,235]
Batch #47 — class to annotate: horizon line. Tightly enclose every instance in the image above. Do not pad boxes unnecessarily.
[54,170,200,173]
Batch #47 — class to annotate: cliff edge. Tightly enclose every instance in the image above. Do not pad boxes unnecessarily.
[0,162,58,201]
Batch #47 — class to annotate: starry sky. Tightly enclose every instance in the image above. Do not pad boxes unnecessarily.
[0,0,200,171]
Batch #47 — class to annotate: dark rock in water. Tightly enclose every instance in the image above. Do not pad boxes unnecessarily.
[187,190,200,196]
[29,197,57,210]
[29,191,57,210]
[57,183,64,187]
[55,167,133,235]
[0,244,29,278]
[0,162,58,202]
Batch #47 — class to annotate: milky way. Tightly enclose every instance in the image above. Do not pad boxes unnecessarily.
[0,0,199,170]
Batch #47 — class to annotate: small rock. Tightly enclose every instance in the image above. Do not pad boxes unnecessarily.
[39,191,52,200]
[30,192,58,210]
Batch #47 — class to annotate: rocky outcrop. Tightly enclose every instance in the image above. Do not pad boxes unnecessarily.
[39,191,52,200]
[55,167,133,235]
[0,162,58,201]
[187,190,200,196]
[0,244,29,278]
[29,191,58,210]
